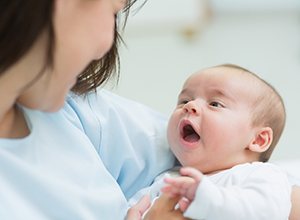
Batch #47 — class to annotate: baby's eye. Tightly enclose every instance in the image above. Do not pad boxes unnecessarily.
[177,99,189,106]
[209,101,224,108]
[177,98,191,106]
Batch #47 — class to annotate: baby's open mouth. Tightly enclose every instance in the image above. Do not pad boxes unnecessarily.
[181,124,200,143]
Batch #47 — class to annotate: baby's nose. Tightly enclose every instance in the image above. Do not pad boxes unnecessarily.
[183,101,199,114]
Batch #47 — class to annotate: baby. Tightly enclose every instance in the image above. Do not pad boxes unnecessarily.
[130,64,291,220]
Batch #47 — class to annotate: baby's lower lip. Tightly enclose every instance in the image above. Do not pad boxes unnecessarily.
[179,136,199,150]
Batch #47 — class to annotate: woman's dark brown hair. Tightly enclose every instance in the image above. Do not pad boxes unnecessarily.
[0,0,141,94]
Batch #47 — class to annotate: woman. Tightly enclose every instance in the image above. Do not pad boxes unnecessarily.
[0,1,298,219]
[0,0,182,219]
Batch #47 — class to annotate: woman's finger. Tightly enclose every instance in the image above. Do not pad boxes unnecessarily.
[126,195,151,220]
[144,194,190,220]
[153,193,181,211]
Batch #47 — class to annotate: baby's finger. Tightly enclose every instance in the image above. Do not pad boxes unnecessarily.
[164,176,195,188]
[161,185,182,197]
[178,197,191,212]
[180,167,203,182]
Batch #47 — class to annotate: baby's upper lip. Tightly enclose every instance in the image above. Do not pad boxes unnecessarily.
[179,119,200,143]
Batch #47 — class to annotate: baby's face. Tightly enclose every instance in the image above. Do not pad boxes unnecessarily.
[167,66,259,174]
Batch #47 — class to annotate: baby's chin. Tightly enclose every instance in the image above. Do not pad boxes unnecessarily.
[176,160,222,175]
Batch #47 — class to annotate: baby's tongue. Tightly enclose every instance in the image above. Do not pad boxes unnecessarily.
[184,133,200,142]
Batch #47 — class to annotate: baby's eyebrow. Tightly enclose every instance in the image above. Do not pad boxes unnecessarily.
[210,89,226,97]
[208,88,236,103]
[178,88,190,97]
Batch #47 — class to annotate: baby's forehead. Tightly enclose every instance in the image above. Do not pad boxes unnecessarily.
[186,66,251,83]
[198,65,250,77]
[183,66,261,98]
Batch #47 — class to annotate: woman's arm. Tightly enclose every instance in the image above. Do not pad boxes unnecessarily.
[289,186,300,220]
[68,90,175,199]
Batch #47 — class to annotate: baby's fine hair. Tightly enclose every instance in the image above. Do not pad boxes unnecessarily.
[219,64,286,162]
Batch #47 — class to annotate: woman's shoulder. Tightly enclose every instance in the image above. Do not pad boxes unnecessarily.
[67,89,166,117]
[66,89,168,135]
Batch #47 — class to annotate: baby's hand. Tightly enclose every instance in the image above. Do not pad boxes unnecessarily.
[161,167,203,211]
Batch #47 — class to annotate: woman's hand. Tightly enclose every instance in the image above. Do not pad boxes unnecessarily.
[126,195,151,220]
[289,186,300,220]
[144,194,187,220]
[126,194,191,220]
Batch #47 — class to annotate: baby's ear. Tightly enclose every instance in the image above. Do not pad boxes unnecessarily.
[248,127,273,153]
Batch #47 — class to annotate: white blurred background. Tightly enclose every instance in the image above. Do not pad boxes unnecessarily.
[107,0,300,161]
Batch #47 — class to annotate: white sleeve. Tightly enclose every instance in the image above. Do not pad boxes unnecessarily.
[184,165,291,220]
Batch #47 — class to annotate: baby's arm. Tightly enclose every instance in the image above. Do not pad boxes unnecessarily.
[179,164,291,220]
[161,167,203,211]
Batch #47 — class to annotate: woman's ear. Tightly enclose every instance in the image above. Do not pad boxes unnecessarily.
[248,127,273,153]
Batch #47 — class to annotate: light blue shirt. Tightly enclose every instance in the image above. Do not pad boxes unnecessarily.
[0,90,175,219]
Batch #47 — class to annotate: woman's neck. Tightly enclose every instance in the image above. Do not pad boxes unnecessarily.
[0,105,29,138]
[0,31,48,139]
